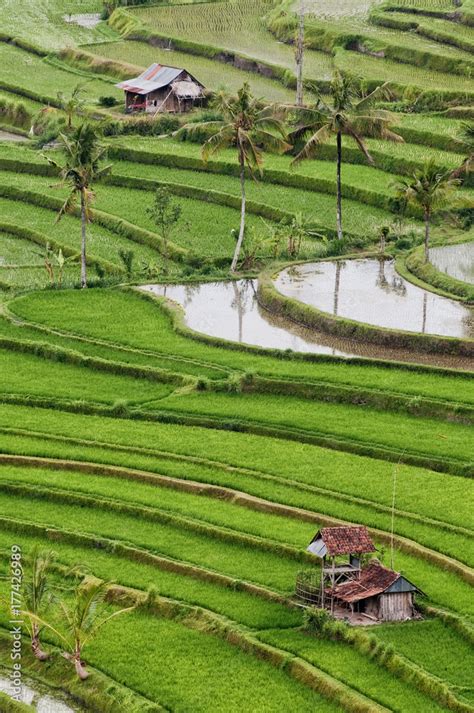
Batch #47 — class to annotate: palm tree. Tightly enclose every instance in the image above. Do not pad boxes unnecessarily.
[23,548,55,661]
[295,0,305,106]
[26,579,133,680]
[45,123,111,288]
[57,83,86,131]
[291,71,403,240]
[452,122,473,179]
[187,83,289,272]
[394,161,460,262]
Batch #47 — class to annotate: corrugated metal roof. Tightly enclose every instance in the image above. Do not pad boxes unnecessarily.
[309,526,376,557]
[116,64,183,95]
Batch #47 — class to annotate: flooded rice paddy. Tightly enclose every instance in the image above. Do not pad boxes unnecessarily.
[0,673,79,711]
[429,242,474,285]
[275,259,474,339]
[140,269,473,370]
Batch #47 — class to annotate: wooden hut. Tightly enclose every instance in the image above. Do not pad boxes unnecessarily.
[327,560,423,622]
[306,526,376,610]
[297,526,422,622]
[116,63,205,114]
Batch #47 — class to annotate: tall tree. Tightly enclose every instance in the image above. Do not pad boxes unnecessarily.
[187,83,289,272]
[291,72,403,239]
[295,0,305,107]
[57,83,85,131]
[394,161,459,262]
[45,123,111,288]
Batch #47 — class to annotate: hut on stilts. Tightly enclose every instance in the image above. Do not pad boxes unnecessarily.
[296,526,423,622]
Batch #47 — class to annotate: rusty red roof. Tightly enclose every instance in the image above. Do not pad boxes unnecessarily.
[328,561,402,603]
[312,526,376,556]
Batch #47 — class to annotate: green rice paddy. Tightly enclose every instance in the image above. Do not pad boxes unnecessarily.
[0,0,473,710]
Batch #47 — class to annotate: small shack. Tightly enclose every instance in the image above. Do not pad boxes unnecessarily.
[296,526,423,622]
[327,560,423,622]
[116,63,205,114]
[308,526,376,609]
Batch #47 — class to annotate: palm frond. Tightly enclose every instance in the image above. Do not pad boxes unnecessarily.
[344,124,374,164]
[56,190,77,222]
[201,125,234,161]
[292,124,331,164]
[355,82,393,112]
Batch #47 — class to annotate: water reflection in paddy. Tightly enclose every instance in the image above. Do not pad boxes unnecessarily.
[429,242,474,285]
[140,278,473,370]
[0,674,78,711]
[275,259,474,339]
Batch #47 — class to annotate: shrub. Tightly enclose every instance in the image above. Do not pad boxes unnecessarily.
[303,607,331,634]
[99,95,119,107]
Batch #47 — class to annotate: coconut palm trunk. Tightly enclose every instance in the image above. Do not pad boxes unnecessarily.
[31,624,49,661]
[295,1,305,107]
[80,188,87,288]
[423,207,431,263]
[336,130,343,240]
[231,147,247,273]
[74,646,89,680]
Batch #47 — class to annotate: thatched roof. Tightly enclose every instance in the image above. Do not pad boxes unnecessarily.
[172,80,202,98]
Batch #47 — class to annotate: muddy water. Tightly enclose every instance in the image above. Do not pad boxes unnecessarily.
[429,242,474,285]
[140,279,474,370]
[275,259,474,339]
[0,673,79,711]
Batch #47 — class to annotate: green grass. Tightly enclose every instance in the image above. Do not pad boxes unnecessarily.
[380,0,455,10]
[349,135,467,168]
[0,348,174,404]
[0,399,473,619]
[0,230,45,266]
[10,288,474,403]
[86,611,337,712]
[0,316,229,380]
[0,528,298,629]
[0,195,160,268]
[0,168,265,258]
[112,159,398,234]
[155,388,474,464]
[335,48,474,95]
[0,564,328,712]
[0,90,44,116]
[108,133,471,187]
[0,489,304,591]
[0,0,472,708]
[258,628,446,712]
[0,265,80,291]
[375,619,474,702]
[0,411,471,536]
[304,0,381,19]
[88,40,297,102]
[0,0,117,50]
[1,457,471,571]
[131,0,334,81]
[0,42,122,104]
[378,11,474,52]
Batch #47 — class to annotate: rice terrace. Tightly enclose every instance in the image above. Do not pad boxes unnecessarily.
[0,0,473,709]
